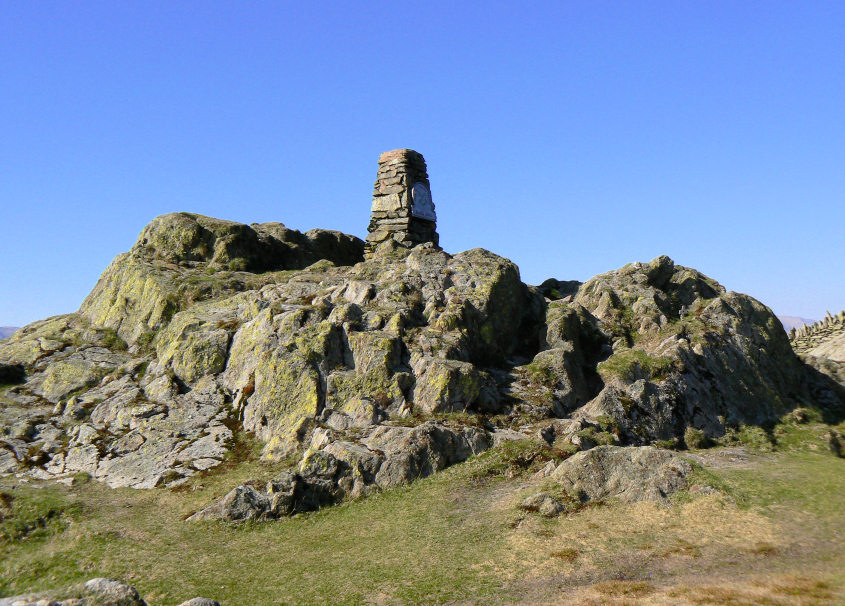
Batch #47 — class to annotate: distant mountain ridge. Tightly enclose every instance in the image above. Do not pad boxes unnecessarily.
[0,326,18,339]
[778,316,816,331]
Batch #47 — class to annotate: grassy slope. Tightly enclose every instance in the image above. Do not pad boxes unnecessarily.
[1,435,843,606]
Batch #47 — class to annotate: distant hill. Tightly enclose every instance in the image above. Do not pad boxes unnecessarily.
[778,316,816,331]
[0,326,18,339]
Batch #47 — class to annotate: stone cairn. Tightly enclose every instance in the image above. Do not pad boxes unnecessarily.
[365,149,439,258]
[789,309,845,354]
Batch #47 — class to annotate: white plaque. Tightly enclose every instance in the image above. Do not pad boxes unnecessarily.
[411,182,436,221]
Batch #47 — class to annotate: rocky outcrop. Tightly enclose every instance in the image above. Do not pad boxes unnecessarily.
[0,578,218,606]
[78,213,364,346]
[0,315,234,489]
[189,421,492,521]
[534,256,843,445]
[520,445,692,517]
[0,213,542,491]
[1,208,841,517]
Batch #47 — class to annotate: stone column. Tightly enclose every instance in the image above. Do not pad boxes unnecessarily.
[365,149,439,257]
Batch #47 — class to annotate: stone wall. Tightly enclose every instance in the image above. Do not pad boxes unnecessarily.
[365,149,438,257]
[790,309,845,354]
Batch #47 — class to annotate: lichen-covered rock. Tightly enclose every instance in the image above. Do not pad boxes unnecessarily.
[361,422,492,488]
[188,484,274,522]
[82,578,146,606]
[1,208,841,509]
[0,578,149,606]
[155,307,236,384]
[541,256,843,443]
[190,421,493,520]
[132,212,365,272]
[78,213,364,346]
[551,445,692,505]
[412,357,484,413]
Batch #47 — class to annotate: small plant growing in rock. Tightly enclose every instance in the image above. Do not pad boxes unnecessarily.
[72,471,92,485]
[720,425,775,451]
[597,348,675,382]
[654,437,682,450]
[684,426,711,449]
[99,328,128,351]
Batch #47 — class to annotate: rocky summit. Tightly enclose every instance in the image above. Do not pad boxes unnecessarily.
[2,150,845,604]
[1,150,843,512]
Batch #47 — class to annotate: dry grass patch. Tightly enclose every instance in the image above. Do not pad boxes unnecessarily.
[503,494,781,582]
[549,548,579,562]
[594,579,655,597]
[667,576,836,605]
[548,574,840,606]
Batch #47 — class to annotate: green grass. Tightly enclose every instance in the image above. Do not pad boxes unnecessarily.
[597,348,676,382]
[1,442,843,605]
[0,487,82,546]
[0,461,515,604]
[717,452,844,518]
[713,410,845,455]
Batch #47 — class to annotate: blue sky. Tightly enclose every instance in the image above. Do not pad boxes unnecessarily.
[1,1,843,327]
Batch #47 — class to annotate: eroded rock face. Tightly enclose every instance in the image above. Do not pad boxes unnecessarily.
[189,421,492,521]
[0,317,233,489]
[539,255,844,444]
[78,213,365,346]
[1,211,841,514]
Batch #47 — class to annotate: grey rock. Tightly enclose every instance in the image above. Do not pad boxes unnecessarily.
[363,422,491,489]
[0,578,148,606]
[2,202,841,517]
[83,578,146,605]
[10,420,36,440]
[188,484,273,522]
[551,445,692,505]
[550,256,844,443]
[143,374,178,402]
[64,445,100,474]
[520,492,566,517]
[177,600,221,606]
[0,449,17,475]
[343,281,375,305]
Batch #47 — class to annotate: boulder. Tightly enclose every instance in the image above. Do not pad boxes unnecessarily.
[83,578,146,606]
[519,492,567,517]
[551,445,692,505]
[188,484,273,522]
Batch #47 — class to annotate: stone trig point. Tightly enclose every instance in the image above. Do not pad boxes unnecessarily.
[365,149,439,257]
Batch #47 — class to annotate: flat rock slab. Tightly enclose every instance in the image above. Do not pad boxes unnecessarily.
[551,445,692,505]
[683,446,763,470]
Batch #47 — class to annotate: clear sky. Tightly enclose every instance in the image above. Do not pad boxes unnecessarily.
[1,1,843,327]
